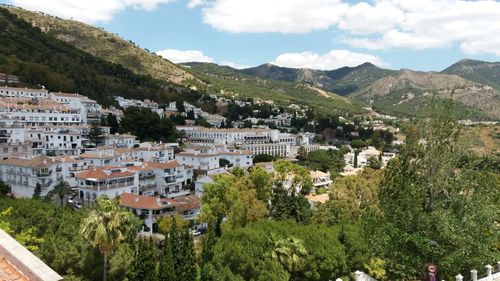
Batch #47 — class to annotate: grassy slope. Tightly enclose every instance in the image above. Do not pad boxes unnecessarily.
[5,5,196,84]
[184,63,363,115]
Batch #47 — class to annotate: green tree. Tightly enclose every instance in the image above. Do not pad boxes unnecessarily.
[178,229,197,281]
[131,238,158,281]
[80,196,138,281]
[367,155,382,169]
[270,186,311,224]
[0,207,44,251]
[300,149,345,173]
[253,154,276,163]
[219,158,231,168]
[0,181,10,196]
[32,183,42,199]
[159,236,175,281]
[269,236,308,274]
[249,166,272,202]
[46,181,72,208]
[351,139,366,149]
[274,160,313,195]
[106,113,120,134]
[157,213,189,235]
[202,220,351,281]
[120,107,177,142]
[311,169,383,225]
[88,123,104,147]
[199,173,267,230]
[200,224,218,280]
[368,100,500,280]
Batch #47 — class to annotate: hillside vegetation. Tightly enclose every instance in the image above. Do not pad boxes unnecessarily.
[349,69,500,120]
[0,7,197,107]
[239,62,394,96]
[183,62,363,115]
[442,59,500,91]
[4,5,196,84]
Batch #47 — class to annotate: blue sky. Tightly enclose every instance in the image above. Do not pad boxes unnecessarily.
[3,0,500,71]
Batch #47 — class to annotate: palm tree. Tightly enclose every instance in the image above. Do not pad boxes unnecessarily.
[80,196,137,281]
[269,235,308,274]
[47,181,72,208]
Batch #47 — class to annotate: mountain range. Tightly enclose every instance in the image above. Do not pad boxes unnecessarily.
[2,5,500,120]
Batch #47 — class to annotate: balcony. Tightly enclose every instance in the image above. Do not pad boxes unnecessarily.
[82,181,135,190]
[139,173,155,179]
[165,189,191,198]
[36,171,52,177]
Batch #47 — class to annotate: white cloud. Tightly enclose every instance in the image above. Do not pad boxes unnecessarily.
[201,0,349,33]
[338,1,405,35]
[219,61,251,69]
[187,0,206,8]
[10,0,174,23]
[271,50,385,70]
[339,0,500,56]
[156,49,214,63]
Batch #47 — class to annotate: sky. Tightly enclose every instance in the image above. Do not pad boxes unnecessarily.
[2,0,500,71]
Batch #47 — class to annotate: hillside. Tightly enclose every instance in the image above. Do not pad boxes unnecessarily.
[442,59,500,91]
[183,62,362,115]
[349,69,500,120]
[239,62,394,95]
[0,7,196,107]
[4,5,196,84]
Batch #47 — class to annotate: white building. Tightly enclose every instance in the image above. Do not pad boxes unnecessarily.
[178,126,281,145]
[240,143,293,158]
[0,98,82,126]
[50,92,102,124]
[0,156,67,197]
[119,193,200,232]
[102,133,139,148]
[127,160,193,198]
[74,166,139,202]
[176,150,220,171]
[310,170,332,190]
[0,86,49,99]
[27,127,85,156]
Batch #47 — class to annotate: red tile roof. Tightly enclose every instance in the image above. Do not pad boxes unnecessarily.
[75,169,135,180]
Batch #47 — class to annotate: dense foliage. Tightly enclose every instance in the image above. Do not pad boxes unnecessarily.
[0,8,205,107]
[202,220,369,281]
[119,107,177,142]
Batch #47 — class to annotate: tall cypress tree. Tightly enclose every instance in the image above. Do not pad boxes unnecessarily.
[159,237,175,281]
[200,224,218,281]
[131,238,158,281]
[170,217,184,278]
[179,229,197,281]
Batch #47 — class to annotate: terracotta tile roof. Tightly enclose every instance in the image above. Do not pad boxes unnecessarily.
[120,193,170,210]
[79,153,116,159]
[119,193,200,212]
[0,256,28,281]
[146,161,179,169]
[125,161,179,172]
[75,169,135,180]
[173,195,200,213]
[0,156,60,168]
[0,229,62,281]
